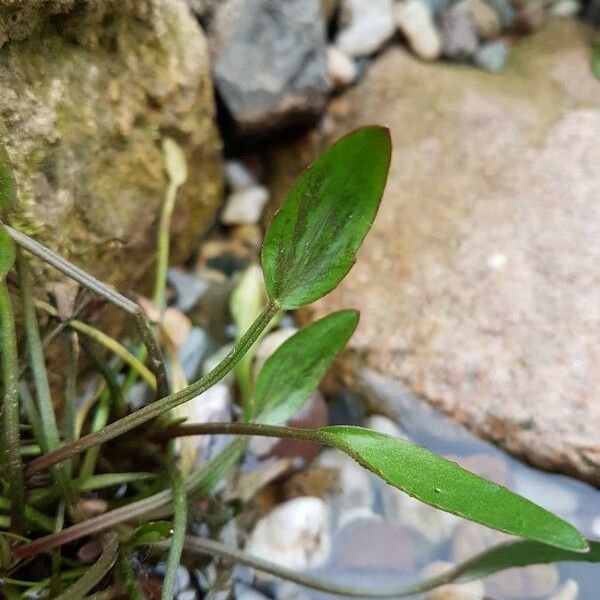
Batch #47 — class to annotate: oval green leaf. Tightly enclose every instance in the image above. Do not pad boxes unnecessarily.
[261,126,391,309]
[128,521,173,547]
[256,310,359,425]
[0,145,16,213]
[318,426,588,552]
[0,223,15,281]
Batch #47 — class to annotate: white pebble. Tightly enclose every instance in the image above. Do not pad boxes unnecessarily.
[422,562,484,600]
[225,159,256,191]
[318,448,375,511]
[336,0,395,57]
[396,0,442,61]
[548,580,579,600]
[245,497,331,571]
[221,186,270,225]
[365,414,406,437]
[550,0,581,17]
[327,46,357,89]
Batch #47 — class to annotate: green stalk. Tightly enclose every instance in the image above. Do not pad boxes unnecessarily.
[0,497,55,532]
[36,299,156,390]
[160,467,187,600]
[16,251,77,509]
[157,536,455,598]
[26,303,277,476]
[154,421,319,443]
[154,182,177,311]
[64,333,79,446]
[78,388,110,481]
[50,501,66,597]
[19,383,44,450]
[14,439,246,561]
[6,224,168,398]
[0,281,24,531]
[53,533,119,600]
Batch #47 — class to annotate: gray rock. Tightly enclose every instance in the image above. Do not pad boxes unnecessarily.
[464,0,502,40]
[212,0,330,132]
[224,159,257,191]
[296,20,600,485]
[474,40,508,72]
[168,268,210,313]
[179,327,213,380]
[0,0,222,298]
[174,566,191,595]
[420,0,452,17]
[335,0,395,57]
[440,1,479,61]
[483,0,516,27]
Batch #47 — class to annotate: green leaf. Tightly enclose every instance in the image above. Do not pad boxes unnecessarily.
[0,145,16,213]
[0,224,15,281]
[318,426,588,552]
[230,264,270,419]
[128,521,173,547]
[454,539,600,584]
[256,310,359,425]
[262,126,391,309]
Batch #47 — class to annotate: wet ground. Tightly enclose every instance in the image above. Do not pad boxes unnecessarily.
[299,368,600,599]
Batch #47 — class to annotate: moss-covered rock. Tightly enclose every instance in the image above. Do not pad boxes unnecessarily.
[0,0,223,292]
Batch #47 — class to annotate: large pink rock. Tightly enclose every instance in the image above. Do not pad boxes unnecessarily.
[296,20,600,484]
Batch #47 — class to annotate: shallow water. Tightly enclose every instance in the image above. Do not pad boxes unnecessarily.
[303,369,600,600]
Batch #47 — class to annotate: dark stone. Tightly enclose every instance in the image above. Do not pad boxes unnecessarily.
[211,0,331,133]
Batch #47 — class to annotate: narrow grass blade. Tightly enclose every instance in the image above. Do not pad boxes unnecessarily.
[53,533,119,600]
[16,252,77,508]
[161,469,187,600]
[0,281,24,531]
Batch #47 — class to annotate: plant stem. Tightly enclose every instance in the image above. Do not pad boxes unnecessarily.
[36,299,156,390]
[154,422,320,444]
[53,533,119,600]
[16,251,77,510]
[25,303,278,477]
[157,536,456,598]
[5,223,168,398]
[14,440,245,561]
[153,182,177,311]
[160,467,187,600]
[0,280,25,532]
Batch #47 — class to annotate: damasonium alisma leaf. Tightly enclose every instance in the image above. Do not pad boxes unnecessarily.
[318,426,588,553]
[453,539,600,584]
[0,223,15,280]
[261,126,391,309]
[255,310,359,425]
